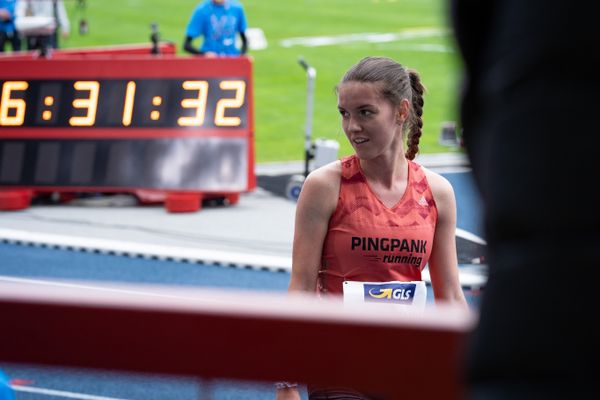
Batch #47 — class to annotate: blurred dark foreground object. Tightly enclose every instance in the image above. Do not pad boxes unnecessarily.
[450,0,600,398]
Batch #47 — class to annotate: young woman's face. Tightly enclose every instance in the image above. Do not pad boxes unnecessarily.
[337,81,405,160]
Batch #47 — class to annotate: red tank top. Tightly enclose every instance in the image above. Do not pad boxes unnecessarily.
[318,155,438,295]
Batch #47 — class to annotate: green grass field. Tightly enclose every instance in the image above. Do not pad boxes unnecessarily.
[63,0,463,162]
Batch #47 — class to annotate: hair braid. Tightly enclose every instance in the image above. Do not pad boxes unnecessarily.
[405,69,425,160]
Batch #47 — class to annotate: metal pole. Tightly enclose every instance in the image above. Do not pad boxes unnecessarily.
[298,57,316,178]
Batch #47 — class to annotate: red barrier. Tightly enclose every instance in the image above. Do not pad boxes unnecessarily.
[0,42,177,60]
[0,279,474,399]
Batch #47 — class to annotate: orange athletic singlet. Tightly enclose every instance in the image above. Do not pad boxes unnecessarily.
[318,155,438,295]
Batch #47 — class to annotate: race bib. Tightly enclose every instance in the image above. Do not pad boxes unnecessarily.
[343,280,427,311]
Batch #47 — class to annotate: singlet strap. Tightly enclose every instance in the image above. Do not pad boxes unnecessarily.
[340,155,360,180]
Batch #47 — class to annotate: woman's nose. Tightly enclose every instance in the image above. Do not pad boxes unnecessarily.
[346,115,361,132]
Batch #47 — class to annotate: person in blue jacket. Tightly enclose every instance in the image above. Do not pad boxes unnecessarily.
[183,0,248,57]
[0,369,15,400]
[0,0,20,52]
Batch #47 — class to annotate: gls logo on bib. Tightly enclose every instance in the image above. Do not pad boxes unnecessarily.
[364,283,416,305]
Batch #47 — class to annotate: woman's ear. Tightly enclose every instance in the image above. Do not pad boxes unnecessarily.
[397,98,410,124]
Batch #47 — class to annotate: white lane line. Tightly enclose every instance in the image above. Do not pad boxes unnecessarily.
[0,275,259,307]
[456,228,487,245]
[0,227,292,272]
[12,385,130,400]
[376,43,454,53]
[279,27,447,48]
[0,225,487,285]
[0,275,197,299]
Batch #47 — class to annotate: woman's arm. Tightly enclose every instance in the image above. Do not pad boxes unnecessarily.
[425,169,469,308]
[276,163,340,400]
[289,162,341,293]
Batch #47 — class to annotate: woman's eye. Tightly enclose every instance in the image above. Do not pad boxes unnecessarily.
[360,109,373,117]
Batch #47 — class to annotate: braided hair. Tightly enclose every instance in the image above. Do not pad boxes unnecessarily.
[338,56,426,160]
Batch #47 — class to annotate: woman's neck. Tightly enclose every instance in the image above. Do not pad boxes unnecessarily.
[360,153,409,189]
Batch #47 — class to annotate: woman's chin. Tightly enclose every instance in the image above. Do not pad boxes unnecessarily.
[353,146,376,160]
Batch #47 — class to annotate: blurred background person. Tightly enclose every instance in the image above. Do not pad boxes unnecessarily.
[0,368,15,400]
[0,0,20,52]
[183,0,248,57]
[16,0,70,52]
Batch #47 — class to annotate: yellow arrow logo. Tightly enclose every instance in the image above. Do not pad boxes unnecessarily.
[368,288,393,299]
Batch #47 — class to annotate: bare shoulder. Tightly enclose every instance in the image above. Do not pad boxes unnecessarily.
[297,160,342,215]
[421,166,456,209]
[301,160,342,197]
